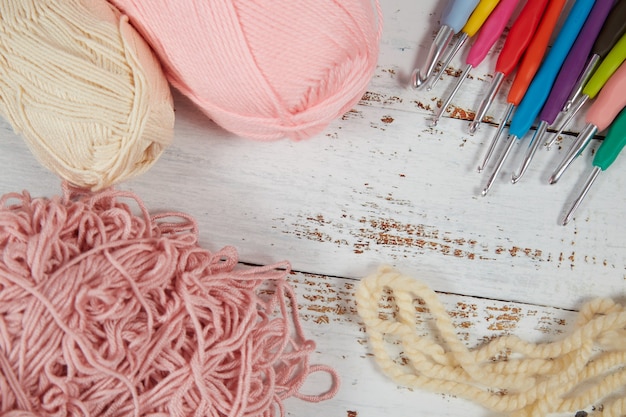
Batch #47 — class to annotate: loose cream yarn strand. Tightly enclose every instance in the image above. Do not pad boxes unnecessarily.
[356,266,626,417]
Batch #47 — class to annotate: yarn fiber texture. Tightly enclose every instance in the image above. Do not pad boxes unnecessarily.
[356,266,626,417]
[0,0,174,191]
[109,0,383,141]
[0,185,339,416]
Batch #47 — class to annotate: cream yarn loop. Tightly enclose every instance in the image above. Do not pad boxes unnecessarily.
[356,266,626,417]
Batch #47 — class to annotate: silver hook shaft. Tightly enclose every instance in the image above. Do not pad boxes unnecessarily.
[426,32,469,91]
[561,166,601,225]
[482,134,517,196]
[561,55,599,113]
[412,25,455,89]
[431,64,472,127]
[469,72,505,135]
[511,122,548,184]
[477,103,514,173]
[546,95,589,148]
[549,123,597,184]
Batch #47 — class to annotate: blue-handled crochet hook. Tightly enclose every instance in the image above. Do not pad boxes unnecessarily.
[481,0,596,196]
[412,0,480,89]
[510,0,614,184]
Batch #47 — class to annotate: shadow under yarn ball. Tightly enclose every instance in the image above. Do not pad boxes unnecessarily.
[110,0,383,141]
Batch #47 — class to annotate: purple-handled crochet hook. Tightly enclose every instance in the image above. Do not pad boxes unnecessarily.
[510,0,615,184]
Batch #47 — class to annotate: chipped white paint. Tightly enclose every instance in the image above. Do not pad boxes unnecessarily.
[1,1,624,416]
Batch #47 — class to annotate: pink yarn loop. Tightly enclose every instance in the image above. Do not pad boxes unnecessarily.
[0,185,339,416]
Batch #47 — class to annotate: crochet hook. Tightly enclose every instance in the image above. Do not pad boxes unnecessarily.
[468,0,549,135]
[427,0,501,91]
[430,0,519,127]
[561,107,626,225]
[412,0,480,89]
[561,0,626,113]
[549,61,626,185]
[548,31,626,148]
[481,0,596,196]
[511,0,614,184]
[476,0,566,173]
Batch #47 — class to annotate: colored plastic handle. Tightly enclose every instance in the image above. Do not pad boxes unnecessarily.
[539,0,614,125]
[594,107,626,171]
[583,32,626,99]
[506,0,567,106]
[586,61,626,131]
[509,0,596,139]
[495,0,549,76]
[462,0,501,36]
[592,0,626,59]
[442,0,481,33]
[466,0,519,67]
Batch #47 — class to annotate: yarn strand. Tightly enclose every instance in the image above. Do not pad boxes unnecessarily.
[356,266,626,417]
[0,186,339,416]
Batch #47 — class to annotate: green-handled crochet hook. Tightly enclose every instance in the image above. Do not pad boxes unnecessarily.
[561,107,626,225]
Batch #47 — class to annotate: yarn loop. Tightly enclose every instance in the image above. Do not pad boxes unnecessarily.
[356,266,626,417]
[0,185,339,416]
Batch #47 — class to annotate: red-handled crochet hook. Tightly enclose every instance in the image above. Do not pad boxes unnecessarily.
[476,0,567,173]
[468,0,549,134]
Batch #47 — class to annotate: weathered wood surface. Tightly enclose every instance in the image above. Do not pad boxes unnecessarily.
[1,1,625,416]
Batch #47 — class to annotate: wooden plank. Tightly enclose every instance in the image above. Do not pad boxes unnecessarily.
[2,85,625,311]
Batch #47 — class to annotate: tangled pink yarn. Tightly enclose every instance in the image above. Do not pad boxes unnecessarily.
[108,0,383,141]
[0,185,339,416]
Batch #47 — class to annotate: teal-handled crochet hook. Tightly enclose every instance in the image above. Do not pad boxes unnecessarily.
[412,0,480,89]
[549,60,626,185]
[561,107,626,225]
[481,0,596,196]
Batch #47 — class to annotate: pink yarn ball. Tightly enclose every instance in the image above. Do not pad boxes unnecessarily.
[109,0,383,141]
[0,185,338,416]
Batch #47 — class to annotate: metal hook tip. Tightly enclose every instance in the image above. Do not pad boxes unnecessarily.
[411,69,429,89]
[468,122,478,135]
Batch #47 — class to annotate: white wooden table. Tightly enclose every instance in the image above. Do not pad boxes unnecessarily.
[1,1,625,416]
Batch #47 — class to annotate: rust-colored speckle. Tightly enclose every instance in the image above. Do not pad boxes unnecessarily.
[444,67,464,77]
[347,411,358,417]
[381,115,394,124]
[412,100,433,111]
[449,106,476,121]
[360,91,403,106]
[486,305,521,331]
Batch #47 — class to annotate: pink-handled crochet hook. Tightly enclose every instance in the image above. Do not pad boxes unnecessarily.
[430,0,520,127]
